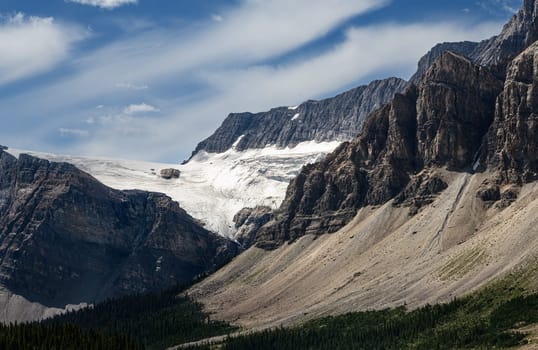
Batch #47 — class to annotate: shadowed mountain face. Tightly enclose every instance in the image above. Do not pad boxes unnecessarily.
[0,150,238,308]
[248,1,538,249]
[191,77,408,156]
[252,52,504,249]
[412,0,538,84]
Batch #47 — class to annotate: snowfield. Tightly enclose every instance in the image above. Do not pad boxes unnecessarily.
[8,140,340,238]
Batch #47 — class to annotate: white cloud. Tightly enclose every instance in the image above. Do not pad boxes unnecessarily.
[116,82,148,90]
[66,0,137,9]
[63,20,504,161]
[123,103,160,114]
[0,13,85,86]
[59,128,89,137]
[211,14,223,22]
[477,0,520,15]
[0,0,509,161]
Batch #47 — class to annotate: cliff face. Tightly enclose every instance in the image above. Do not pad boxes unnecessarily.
[0,150,238,308]
[412,0,538,83]
[254,52,505,249]
[486,41,538,183]
[191,77,407,155]
[416,52,502,169]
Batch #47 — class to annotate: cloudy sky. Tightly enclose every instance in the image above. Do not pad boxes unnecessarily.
[0,0,523,162]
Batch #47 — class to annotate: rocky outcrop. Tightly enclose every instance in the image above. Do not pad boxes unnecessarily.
[233,206,273,247]
[0,150,238,309]
[393,171,448,216]
[486,41,538,183]
[253,52,504,249]
[191,78,407,156]
[416,52,502,169]
[160,168,180,179]
[410,41,479,84]
[412,0,538,83]
[473,0,538,68]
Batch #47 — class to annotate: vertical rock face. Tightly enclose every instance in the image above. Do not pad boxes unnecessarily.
[486,41,538,183]
[410,41,479,84]
[253,52,504,249]
[473,0,538,68]
[191,78,408,156]
[0,150,238,308]
[413,0,538,82]
[416,52,502,169]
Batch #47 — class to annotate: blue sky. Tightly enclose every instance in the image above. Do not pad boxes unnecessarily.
[0,0,523,162]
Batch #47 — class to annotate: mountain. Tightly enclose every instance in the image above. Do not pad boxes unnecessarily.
[0,149,238,322]
[189,1,538,329]
[249,51,502,249]
[191,78,407,155]
[411,0,538,84]
[12,78,406,240]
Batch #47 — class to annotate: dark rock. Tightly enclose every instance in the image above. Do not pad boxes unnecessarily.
[160,168,180,179]
[412,0,538,82]
[410,41,479,84]
[416,52,503,169]
[486,41,538,183]
[393,172,448,215]
[476,184,501,203]
[233,206,274,247]
[252,52,502,249]
[496,187,520,209]
[190,78,407,156]
[0,152,238,308]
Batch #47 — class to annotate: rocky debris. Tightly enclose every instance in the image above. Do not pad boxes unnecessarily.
[496,186,520,209]
[190,78,407,156]
[233,206,274,247]
[160,168,180,179]
[476,181,501,207]
[0,149,238,308]
[0,145,7,150]
[486,41,538,183]
[252,52,506,249]
[393,171,448,215]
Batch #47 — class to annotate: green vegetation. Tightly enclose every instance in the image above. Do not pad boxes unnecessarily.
[0,285,236,350]
[1,267,538,349]
[0,322,143,350]
[185,270,538,350]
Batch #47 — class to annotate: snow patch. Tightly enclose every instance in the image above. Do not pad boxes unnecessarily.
[291,113,300,121]
[9,140,341,239]
[155,256,163,272]
[288,105,299,110]
[232,134,245,149]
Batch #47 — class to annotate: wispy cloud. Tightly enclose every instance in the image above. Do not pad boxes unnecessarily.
[0,13,85,86]
[59,128,89,137]
[123,103,160,114]
[66,0,137,9]
[116,82,149,90]
[0,0,508,162]
[477,0,521,15]
[211,14,223,22]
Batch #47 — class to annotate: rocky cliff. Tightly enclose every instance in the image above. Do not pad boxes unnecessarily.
[191,77,407,156]
[485,41,538,183]
[253,50,508,249]
[0,150,238,309]
[412,0,538,84]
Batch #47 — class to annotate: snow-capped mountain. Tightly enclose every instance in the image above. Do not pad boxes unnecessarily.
[8,78,405,239]
[9,140,340,238]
